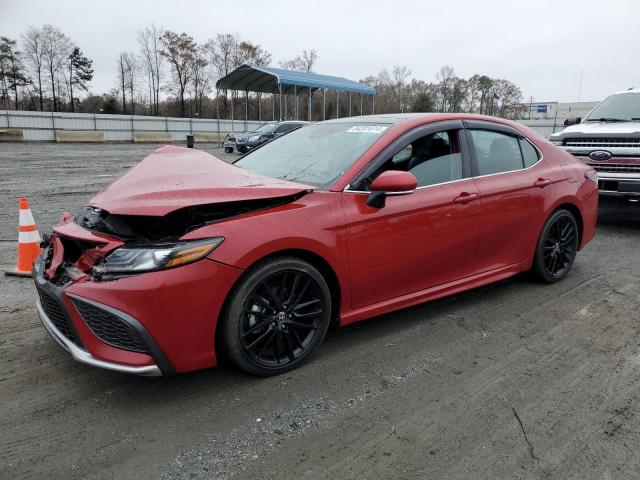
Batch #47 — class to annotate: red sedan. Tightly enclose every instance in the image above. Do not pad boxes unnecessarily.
[34,114,598,376]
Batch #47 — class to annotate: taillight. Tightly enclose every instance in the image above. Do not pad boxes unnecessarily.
[585,169,598,184]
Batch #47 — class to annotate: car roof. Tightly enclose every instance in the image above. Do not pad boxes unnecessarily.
[321,113,441,125]
[611,87,640,95]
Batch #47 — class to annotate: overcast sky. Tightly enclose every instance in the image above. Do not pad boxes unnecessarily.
[1,0,638,103]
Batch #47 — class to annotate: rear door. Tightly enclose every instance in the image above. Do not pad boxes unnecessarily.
[465,120,560,272]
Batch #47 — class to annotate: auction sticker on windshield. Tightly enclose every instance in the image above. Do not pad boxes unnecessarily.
[346,126,389,134]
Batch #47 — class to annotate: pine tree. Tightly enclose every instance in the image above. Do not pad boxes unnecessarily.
[0,37,29,109]
[68,46,93,112]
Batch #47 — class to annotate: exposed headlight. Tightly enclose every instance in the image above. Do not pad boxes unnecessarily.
[249,135,261,142]
[549,140,563,146]
[93,237,224,276]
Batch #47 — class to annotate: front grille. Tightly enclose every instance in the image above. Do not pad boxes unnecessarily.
[565,137,640,148]
[36,286,75,342]
[72,299,147,353]
[590,163,640,174]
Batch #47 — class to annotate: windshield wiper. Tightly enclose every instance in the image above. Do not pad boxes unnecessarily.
[585,117,629,122]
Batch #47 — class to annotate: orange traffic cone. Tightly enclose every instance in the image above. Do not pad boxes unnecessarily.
[5,197,42,277]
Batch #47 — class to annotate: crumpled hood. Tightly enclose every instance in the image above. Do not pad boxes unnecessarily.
[90,145,314,216]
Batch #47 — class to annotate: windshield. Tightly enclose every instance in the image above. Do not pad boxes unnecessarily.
[235,122,391,187]
[255,123,277,133]
[585,92,640,121]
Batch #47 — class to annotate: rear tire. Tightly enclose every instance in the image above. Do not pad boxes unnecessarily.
[220,257,331,376]
[532,209,579,283]
[224,147,233,153]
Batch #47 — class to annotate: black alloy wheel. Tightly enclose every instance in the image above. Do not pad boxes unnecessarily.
[532,209,579,283]
[221,257,331,375]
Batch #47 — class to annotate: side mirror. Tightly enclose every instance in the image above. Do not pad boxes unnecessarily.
[564,116,581,126]
[366,170,417,208]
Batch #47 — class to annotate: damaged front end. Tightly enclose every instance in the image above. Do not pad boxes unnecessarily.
[33,146,315,375]
[40,217,124,285]
[75,193,307,242]
[41,192,306,284]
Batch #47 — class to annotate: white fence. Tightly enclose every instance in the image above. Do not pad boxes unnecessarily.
[0,110,566,141]
[0,110,264,142]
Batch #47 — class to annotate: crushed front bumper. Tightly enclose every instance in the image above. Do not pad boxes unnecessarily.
[33,258,165,376]
[36,300,162,376]
[33,232,244,375]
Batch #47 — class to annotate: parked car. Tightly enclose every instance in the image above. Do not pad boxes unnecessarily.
[549,88,640,202]
[34,113,598,377]
[224,121,309,153]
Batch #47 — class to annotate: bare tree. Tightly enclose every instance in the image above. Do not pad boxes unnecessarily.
[205,34,272,118]
[125,53,137,114]
[206,33,237,82]
[41,24,71,111]
[138,24,163,115]
[190,45,209,116]
[116,51,136,114]
[160,31,199,117]
[21,26,45,110]
[375,65,411,112]
[234,40,271,67]
[205,33,237,118]
[280,49,318,72]
[391,65,411,112]
[435,65,455,112]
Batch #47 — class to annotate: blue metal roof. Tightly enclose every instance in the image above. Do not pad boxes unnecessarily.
[216,64,375,95]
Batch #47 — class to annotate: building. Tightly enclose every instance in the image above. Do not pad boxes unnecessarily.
[521,100,600,121]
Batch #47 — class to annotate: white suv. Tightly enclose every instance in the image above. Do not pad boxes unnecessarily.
[549,88,640,201]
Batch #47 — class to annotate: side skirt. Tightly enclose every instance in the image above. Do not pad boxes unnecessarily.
[339,261,528,326]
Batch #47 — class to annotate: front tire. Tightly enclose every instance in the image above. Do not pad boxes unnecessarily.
[532,209,579,283]
[220,257,331,376]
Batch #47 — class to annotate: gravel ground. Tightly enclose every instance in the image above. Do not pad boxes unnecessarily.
[1,143,640,480]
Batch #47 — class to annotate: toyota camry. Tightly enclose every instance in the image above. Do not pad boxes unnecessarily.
[34,113,598,376]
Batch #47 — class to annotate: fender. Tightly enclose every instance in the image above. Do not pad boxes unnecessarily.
[181,191,352,313]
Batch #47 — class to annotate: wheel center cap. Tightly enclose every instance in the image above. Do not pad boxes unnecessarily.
[276,311,287,323]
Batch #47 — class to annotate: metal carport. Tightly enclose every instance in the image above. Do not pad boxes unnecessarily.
[215,64,376,131]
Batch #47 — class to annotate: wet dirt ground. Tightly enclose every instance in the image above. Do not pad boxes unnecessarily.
[1,143,640,479]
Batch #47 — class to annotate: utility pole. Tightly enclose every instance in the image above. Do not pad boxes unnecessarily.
[577,70,584,106]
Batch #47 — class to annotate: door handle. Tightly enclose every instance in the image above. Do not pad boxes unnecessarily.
[453,192,479,203]
[533,178,551,188]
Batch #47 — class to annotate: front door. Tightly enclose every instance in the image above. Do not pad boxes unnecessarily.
[343,127,482,310]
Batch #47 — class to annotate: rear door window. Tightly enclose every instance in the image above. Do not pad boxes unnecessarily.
[519,138,540,168]
[468,130,524,176]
